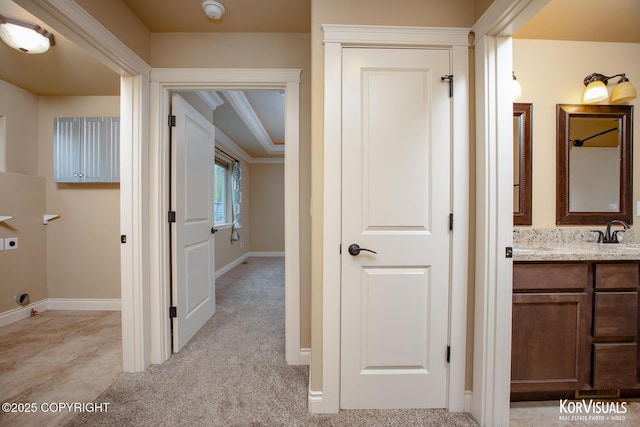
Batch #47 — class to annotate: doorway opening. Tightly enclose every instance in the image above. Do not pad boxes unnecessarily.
[147,69,302,367]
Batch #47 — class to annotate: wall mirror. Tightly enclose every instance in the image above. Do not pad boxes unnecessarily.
[556,104,633,225]
[514,103,532,225]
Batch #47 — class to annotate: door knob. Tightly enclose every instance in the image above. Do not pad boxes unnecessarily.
[211,227,218,234]
[348,244,377,256]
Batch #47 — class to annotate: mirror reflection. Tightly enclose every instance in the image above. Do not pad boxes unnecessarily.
[514,103,532,225]
[556,104,633,225]
[569,117,620,212]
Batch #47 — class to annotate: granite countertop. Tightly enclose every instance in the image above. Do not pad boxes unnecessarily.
[513,227,640,261]
[513,242,640,261]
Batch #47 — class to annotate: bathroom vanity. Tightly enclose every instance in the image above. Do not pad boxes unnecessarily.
[511,243,640,401]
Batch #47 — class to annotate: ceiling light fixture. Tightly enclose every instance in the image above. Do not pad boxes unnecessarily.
[0,14,55,54]
[202,0,225,20]
[583,72,637,104]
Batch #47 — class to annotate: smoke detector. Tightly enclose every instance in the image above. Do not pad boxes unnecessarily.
[202,0,225,20]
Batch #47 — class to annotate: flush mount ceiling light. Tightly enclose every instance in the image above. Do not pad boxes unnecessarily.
[202,0,225,20]
[0,14,55,54]
[583,72,637,104]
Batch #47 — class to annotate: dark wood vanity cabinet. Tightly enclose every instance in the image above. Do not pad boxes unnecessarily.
[511,262,640,399]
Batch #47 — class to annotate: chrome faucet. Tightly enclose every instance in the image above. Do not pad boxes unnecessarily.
[591,220,630,243]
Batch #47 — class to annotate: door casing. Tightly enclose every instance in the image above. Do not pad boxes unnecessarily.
[319,25,470,413]
[148,69,302,365]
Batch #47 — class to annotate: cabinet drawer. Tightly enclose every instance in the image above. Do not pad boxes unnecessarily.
[593,343,637,388]
[593,292,638,338]
[514,263,588,291]
[595,263,639,289]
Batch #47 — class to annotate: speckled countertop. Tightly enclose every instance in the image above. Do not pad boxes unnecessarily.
[513,227,640,261]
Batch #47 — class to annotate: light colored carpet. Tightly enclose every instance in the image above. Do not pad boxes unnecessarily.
[67,257,477,426]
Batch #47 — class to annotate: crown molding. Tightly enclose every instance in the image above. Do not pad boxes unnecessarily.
[197,90,225,111]
[223,91,284,155]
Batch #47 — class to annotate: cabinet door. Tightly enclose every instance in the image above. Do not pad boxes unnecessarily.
[54,117,82,183]
[81,117,120,183]
[106,117,120,182]
[511,292,591,393]
[82,117,109,182]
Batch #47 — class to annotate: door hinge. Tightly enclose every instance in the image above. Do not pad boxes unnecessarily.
[446,345,451,363]
[169,306,177,318]
[339,243,342,254]
[120,235,127,244]
[168,115,176,127]
[168,211,176,223]
[506,246,513,258]
[449,213,454,231]
[441,74,454,97]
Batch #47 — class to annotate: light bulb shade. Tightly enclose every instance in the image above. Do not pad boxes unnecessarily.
[512,73,522,101]
[611,80,637,104]
[0,15,54,54]
[583,80,608,103]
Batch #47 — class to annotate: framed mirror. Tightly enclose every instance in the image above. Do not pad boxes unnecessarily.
[514,103,532,225]
[556,104,633,225]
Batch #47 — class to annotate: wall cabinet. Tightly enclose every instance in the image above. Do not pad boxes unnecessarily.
[54,117,120,183]
[512,261,640,399]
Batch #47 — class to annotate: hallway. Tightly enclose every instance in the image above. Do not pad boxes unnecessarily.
[67,257,476,426]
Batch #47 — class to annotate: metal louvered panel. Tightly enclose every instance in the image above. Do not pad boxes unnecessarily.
[53,117,82,182]
[53,116,120,183]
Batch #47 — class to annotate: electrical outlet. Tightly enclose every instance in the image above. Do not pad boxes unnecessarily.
[5,237,17,250]
[0,238,4,251]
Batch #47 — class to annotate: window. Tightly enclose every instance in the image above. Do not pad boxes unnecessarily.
[214,159,230,225]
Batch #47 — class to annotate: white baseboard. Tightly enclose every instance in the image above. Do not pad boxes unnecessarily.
[0,299,48,327]
[299,348,311,366]
[47,298,121,311]
[247,251,285,257]
[0,298,120,327]
[308,388,324,413]
[215,253,250,278]
[464,390,473,413]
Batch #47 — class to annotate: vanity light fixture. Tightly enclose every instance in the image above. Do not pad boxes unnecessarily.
[0,14,55,54]
[512,72,522,101]
[583,72,637,104]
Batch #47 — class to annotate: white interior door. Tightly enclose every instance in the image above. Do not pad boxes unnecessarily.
[171,94,216,352]
[341,48,452,409]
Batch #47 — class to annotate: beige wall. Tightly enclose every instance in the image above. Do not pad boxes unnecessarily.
[0,173,47,313]
[513,39,640,229]
[0,80,39,175]
[309,0,476,393]
[74,0,151,63]
[250,164,285,252]
[38,97,121,299]
[152,31,312,348]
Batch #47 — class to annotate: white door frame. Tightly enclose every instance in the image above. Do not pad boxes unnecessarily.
[320,24,470,413]
[148,68,302,365]
[471,1,549,425]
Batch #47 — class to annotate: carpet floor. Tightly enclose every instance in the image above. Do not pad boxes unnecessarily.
[67,257,477,426]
